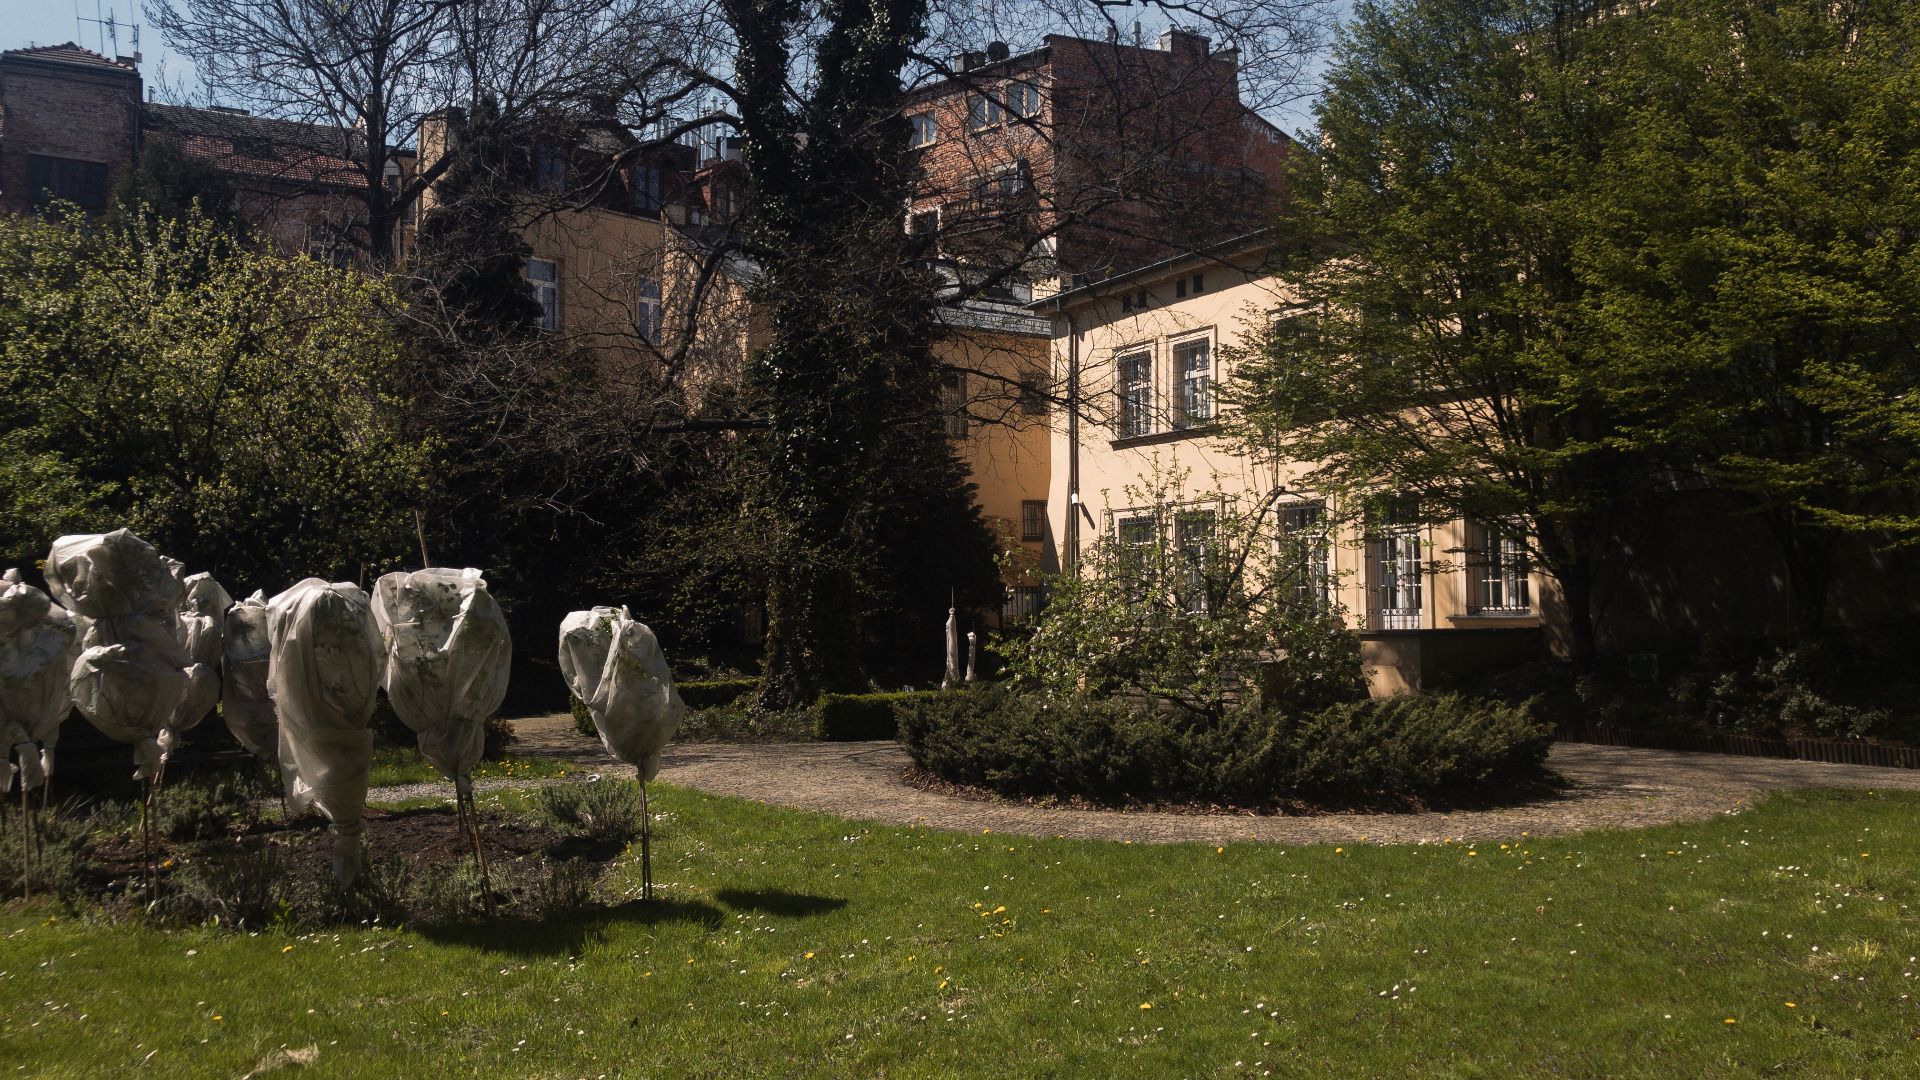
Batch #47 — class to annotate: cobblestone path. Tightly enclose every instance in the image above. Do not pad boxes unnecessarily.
[504,713,1920,845]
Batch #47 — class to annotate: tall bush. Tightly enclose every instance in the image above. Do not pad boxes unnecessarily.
[1004,461,1366,718]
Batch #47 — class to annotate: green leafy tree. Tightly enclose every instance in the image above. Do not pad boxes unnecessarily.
[1570,0,1920,637]
[1231,0,1920,663]
[1226,0,1646,670]
[0,208,427,589]
[1006,461,1365,719]
[103,134,243,238]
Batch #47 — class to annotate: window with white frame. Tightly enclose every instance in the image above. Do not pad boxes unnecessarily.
[1467,520,1531,614]
[1003,81,1041,118]
[1175,510,1216,615]
[940,370,969,437]
[1116,514,1157,603]
[974,158,1031,203]
[1172,337,1212,428]
[908,112,937,148]
[1116,350,1152,438]
[526,258,560,331]
[967,93,1002,131]
[1279,501,1332,609]
[1369,499,1423,629]
[636,276,663,345]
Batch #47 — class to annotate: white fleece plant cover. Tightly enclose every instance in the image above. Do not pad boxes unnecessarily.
[557,606,685,781]
[268,578,383,888]
[1,569,81,793]
[221,590,277,760]
[169,573,231,737]
[46,531,203,779]
[371,568,511,795]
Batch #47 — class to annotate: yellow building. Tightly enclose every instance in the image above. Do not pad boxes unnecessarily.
[1032,234,1547,695]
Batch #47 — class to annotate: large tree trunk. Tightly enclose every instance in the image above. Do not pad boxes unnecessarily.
[1776,506,1837,644]
[1535,522,1601,674]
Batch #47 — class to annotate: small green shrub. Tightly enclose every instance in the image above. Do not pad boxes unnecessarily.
[1281,693,1553,801]
[535,858,598,915]
[812,691,948,741]
[163,841,291,928]
[482,714,516,759]
[570,694,596,737]
[538,779,647,844]
[676,702,813,742]
[899,685,1552,807]
[159,770,265,841]
[0,799,103,903]
[408,859,489,924]
[679,679,759,711]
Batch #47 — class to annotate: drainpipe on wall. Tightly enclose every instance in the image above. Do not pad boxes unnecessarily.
[1063,306,1082,578]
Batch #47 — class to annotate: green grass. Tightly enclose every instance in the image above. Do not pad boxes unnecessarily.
[5,787,1920,1077]
[365,746,577,789]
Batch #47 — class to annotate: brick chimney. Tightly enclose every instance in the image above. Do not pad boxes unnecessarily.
[1157,28,1210,62]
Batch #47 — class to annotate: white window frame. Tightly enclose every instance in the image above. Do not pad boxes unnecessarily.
[1114,512,1158,604]
[1467,521,1532,615]
[967,92,1002,132]
[1116,348,1153,438]
[1278,500,1333,609]
[1369,501,1424,630]
[1003,81,1042,119]
[526,258,561,332]
[1172,335,1213,429]
[1174,508,1217,615]
[908,111,937,148]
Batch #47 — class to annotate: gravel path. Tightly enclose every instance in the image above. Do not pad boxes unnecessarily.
[501,714,1920,845]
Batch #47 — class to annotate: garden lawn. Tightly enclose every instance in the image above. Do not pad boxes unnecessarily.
[4,787,1918,1078]
[365,747,577,788]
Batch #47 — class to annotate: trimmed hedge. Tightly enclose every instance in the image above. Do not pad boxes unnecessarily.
[680,678,760,711]
[812,691,949,741]
[898,685,1552,807]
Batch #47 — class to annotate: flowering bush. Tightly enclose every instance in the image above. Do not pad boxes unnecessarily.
[1004,463,1366,718]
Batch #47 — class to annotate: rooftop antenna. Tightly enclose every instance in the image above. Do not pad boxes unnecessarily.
[77,3,142,63]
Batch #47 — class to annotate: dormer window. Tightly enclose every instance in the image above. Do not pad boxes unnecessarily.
[631,165,664,214]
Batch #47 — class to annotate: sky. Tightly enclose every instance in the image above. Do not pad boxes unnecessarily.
[0,0,1349,137]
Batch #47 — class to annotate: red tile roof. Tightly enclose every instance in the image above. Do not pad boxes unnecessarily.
[143,102,385,189]
[0,43,138,73]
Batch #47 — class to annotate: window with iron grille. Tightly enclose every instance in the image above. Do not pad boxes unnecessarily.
[1003,585,1046,625]
[636,277,663,345]
[306,223,354,268]
[1467,521,1531,614]
[1116,351,1152,437]
[940,371,969,437]
[1116,515,1157,603]
[1279,501,1331,608]
[1173,338,1212,428]
[1020,500,1046,542]
[1175,510,1216,615]
[526,258,561,331]
[1369,499,1423,629]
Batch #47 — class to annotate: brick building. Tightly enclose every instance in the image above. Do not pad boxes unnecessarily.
[0,43,413,262]
[0,44,141,217]
[902,29,1295,294]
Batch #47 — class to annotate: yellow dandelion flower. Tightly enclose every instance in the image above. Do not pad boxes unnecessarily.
[281,945,294,954]
[1140,1003,1153,1010]
[1724,1018,1737,1025]
[805,952,815,959]
[1784,1002,1796,1008]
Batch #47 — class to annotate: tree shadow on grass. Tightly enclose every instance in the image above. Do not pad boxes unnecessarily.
[715,888,848,918]
[414,897,727,956]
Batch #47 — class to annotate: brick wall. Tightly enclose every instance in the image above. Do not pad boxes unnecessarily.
[0,51,141,216]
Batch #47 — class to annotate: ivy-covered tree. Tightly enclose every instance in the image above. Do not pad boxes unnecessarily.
[0,208,427,589]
